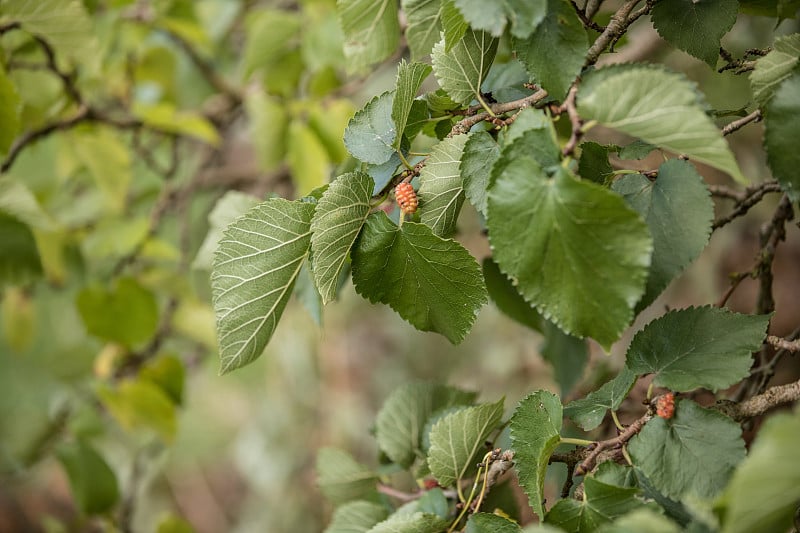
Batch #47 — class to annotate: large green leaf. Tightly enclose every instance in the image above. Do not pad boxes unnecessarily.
[466,513,523,533]
[317,447,379,506]
[431,29,498,105]
[513,0,588,100]
[417,135,468,236]
[545,476,645,533]
[720,408,800,533]
[511,390,562,518]
[611,159,714,310]
[56,440,119,515]
[750,33,800,106]
[338,0,400,71]
[367,512,449,533]
[246,91,289,172]
[393,61,432,149]
[402,0,442,60]
[0,66,20,156]
[351,213,487,343]
[628,399,745,500]
[325,501,389,533]
[1,0,93,57]
[76,277,159,348]
[441,0,467,50]
[563,367,637,431]
[375,383,476,467]
[764,71,800,202]
[311,172,373,303]
[651,0,738,67]
[596,508,681,533]
[344,92,397,165]
[487,160,652,349]
[427,398,504,486]
[625,306,770,392]
[211,199,314,374]
[578,65,745,183]
[461,131,500,216]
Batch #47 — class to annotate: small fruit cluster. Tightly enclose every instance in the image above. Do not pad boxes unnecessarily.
[655,392,676,420]
[395,182,418,214]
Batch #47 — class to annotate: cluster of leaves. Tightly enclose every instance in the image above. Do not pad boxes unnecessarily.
[317,304,800,533]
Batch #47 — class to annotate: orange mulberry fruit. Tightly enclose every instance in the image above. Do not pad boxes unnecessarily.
[655,392,675,420]
[395,182,418,214]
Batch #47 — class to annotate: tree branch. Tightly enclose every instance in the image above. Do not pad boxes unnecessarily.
[722,109,762,136]
[449,88,549,136]
[574,413,651,476]
[561,86,582,156]
[712,181,784,230]
[766,335,800,352]
[717,378,800,421]
[585,0,648,66]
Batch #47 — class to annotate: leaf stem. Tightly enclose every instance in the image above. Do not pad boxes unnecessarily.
[560,437,595,447]
[475,93,497,118]
[611,410,625,432]
[397,150,414,171]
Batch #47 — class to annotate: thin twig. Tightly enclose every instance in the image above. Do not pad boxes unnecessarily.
[712,181,784,230]
[32,36,83,105]
[717,377,800,421]
[585,0,646,65]
[574,413,651,476]
[561,86,582,156]
[569,0,606,32]
[449,88,549,136]
[722,110,762,136]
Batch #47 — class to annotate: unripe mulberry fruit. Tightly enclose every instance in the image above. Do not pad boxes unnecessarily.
[655,392,675,420]
[395,182,418,214]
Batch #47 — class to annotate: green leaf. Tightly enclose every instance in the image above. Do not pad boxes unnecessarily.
[563,367,637,431]
[441,0,468,51]
[194,191,261,270]
[417,488,449,518]
[367,512,449,533]
[344,92,397,165]
[540,321,588,398]
[545,476,645,532]
[56,440,119,515]
[76,277,158,348]
[97,379,177,442]
[417,135,469,236]
[133,103,220,146]
[650,0,738,67]
[351,213,487,344]
[325,501,389,533]
[246,91,289,172]
[338,0,400,71]
[375,383,477,467]
[242,9,301,78]
[628,399,745,500]
[487,161,652,350]
[140,355,185,406]
[156,514,195,533]
[309,99,355,165]
[0,219,41,289]
[71,129,132,214]
[461,131,500,216]
[427,398,504,486]
[511,390,562,518]
[1,0,93,57]
[211,199,314,374]
[578,65,745,183]
[0,179,55,230]
[431,29,498,105]
[764,71,800,202]
[750,34,800,106]
[311,172,373,303]
[625,306,770,392]
[617,140,656,160]
[578,142,616,185]
[720,408,800,533]
[596,508,681,533]
[466,513,523,533]
[287,120,331,196]
[451,0,546,38]
[611,159,714,310]
[513,0,588,100]
[317,447,379,506]
[402,0,443,60]
[482,257,542,332]
[0,66,20,156]
[393,61,432,149]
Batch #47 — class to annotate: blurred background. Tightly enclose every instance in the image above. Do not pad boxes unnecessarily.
[0,1,798,532]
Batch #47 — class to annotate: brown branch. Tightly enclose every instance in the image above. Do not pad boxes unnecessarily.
[722,110,762,136]
[766,335,800,352]
[585,0,647,66]
[717,378,800,421]
[574,413,651,477]
[449,88,549,136]
[32,36,83,105]
[712,181,784,230]
[561,86,582,156]
[0,21,21,35]
[570,0,606,32]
